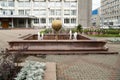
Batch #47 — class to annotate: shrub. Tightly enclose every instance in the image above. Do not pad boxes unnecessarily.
[71,28,77,33]
[105,29,119,34]
[15,61,46,80]
[43,28,53,34]
[76,24,83,33]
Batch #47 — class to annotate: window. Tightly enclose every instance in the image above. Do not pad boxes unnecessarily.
[41,18,46,23]
[25,10,30,15]
[64,10,70,15]
[34,19,39,24]
[1,1,7,7]
[19,10,24,15]
[24,1,30,7]
[40,9,46,15]
[48,2,61,8]
[8,1,14,7]
[48,2,55,7]
[2,9,14,15]
[49,18,54,23]
[56,18,61,20]
[64,18,70,23]
[33,10,39,15]
[7,10,15,15]
[40,2,46,7]
[71,2,77,7]
[71,10,76,15]
[49,9,55,15]
[33,2,40,7]
[56,9,61,15]
[71,18,76,23]
[2,9,7,15]
[56,2,61,7]
[64,2,70,7]
[18,1,24,7]
[0,1,2,6]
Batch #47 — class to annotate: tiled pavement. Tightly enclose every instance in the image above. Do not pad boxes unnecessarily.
[26,55,120,80]
[0,30,120,80]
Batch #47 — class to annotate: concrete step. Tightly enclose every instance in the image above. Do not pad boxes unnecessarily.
[8,50,118,55]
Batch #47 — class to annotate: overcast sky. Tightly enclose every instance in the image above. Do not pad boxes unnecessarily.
[92,0,100,10]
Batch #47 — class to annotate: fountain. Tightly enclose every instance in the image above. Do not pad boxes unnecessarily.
[69,30,72,40]
[52,20,62,40]
[73,32,77,40]
[7,20,118,54]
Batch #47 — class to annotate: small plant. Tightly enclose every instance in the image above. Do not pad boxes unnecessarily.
[44,28,53,34]
[15,61,46,80]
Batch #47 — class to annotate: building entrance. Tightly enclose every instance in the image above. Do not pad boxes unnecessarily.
[2,21,9,29]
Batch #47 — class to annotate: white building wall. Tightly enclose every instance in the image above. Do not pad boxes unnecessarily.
[101,0,120,27]
[0,0,91,28]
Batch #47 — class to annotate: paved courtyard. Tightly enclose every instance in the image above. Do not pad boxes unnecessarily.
[0,30,120,80]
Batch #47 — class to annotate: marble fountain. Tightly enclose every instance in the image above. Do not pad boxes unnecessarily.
[7,20,118,54]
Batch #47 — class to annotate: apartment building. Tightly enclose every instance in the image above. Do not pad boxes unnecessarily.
[0,0,92,29]
[91,8,101,27]
[101,0,120,27]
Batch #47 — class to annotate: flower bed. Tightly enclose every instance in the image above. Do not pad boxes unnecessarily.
[15,61,46,80]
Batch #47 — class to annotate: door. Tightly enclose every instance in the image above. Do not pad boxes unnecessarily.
[2,21,9,29]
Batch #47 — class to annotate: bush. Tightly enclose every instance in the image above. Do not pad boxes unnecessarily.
[71,28,77,33]
[105,29,119,34]
[40,28,53,34]
[15,61,46,80]
[89,34,120,37]
[76,24,83,33]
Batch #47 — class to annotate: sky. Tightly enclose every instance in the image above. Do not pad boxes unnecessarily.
[92,0,100,10]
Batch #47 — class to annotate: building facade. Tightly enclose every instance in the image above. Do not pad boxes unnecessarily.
[91,8,101,27]
[101,0,120,27]
[0,0,92,29]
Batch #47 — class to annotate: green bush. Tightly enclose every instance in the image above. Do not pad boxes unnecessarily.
[43,28,53,33]
[105,29,119,34]
[84,29,120,34]
[71,28,77,33]
[89,34,120,37]
[76,24,83,33]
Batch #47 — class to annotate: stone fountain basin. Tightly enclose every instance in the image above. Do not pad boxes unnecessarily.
[7,34,118,54]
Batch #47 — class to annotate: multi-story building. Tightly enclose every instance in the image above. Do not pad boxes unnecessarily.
[91,8,101,27]
[0,0,92,29]
[101,0,120,27]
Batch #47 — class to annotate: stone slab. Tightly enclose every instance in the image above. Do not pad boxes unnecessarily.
[44,62,56,80]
